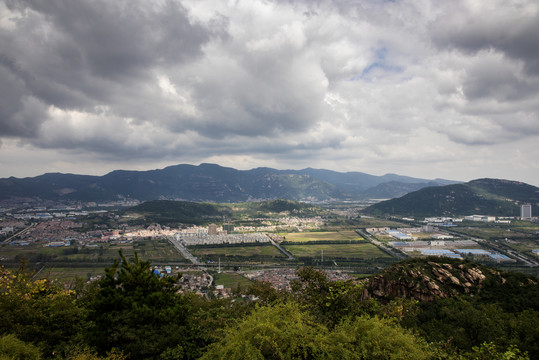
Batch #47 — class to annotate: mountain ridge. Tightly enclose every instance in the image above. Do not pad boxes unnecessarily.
[0,163,459,203]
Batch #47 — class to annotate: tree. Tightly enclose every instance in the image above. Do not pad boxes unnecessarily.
[85,251,200,359]
[291,267,373,326]
[0,334,41,360]
[199,302,331,360]
[0,265,85,358]
[200,301,432,360]
[328,316,430,360]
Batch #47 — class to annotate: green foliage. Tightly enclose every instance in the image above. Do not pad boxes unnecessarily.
[409,299,539,359]
[291,267,375,326]
[199,302,332,360]
[466,342,529,360]
[0,334,41,360]
[201,302,432,360]
[61,346,127,360]
[1,253,536,359]
[0,265,86,358]
[329,316,430,360]
[246,280,289,305]
[85,251,200,360]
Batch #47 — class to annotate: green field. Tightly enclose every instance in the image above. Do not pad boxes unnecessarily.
[36,266,107,281]
[501,238,539,253]
[283,230,363,242]
[356,217,410,228]
[189,244,285,260]
[283,243,391,259]
[0,238,184,275]
[449,220,539,241]
[213,272,252,289]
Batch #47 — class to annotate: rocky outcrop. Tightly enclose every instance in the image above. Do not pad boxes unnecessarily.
[363,258,499,302]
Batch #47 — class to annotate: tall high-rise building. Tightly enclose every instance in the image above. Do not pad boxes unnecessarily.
[521,204,532,219]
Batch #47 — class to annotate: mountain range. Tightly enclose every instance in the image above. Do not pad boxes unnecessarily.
[0,163,457,203]
[365,178,539,217]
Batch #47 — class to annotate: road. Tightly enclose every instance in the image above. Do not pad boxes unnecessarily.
[268,237,295,260]
[167,235,204,267]
[355,228,407,260]
[2,223,36,243]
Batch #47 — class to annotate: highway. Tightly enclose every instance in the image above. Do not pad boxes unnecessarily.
[167,235,204,266]
[2,223,36,243]
[356,228,407,260]
[268,238,295,260]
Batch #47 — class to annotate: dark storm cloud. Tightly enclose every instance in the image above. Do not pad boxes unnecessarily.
[0,55,48,137]
[461,57,539,102]
[6,0,209,78]
[0,0,217,164]
[0,0,210,135]
[432,5,539,76]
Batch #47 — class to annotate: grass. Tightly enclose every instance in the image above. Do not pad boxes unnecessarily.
[283,230,364,242]
[450,220,539,241]
[213,272,252,289]
[356,218,410,228]
[37,266,107,281]
[500,238,539,252]
[283,243,391,259]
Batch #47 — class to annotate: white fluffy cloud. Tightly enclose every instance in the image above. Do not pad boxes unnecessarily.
[0,0,538,185]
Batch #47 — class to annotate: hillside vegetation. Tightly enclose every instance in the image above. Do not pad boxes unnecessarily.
[1,256,537,359]
[121,199,328,225]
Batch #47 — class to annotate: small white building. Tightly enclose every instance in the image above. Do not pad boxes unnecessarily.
[464,215,496,222]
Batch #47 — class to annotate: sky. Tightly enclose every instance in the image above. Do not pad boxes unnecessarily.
[1,0,539,186]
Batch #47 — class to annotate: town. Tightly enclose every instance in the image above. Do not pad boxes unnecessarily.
[1,199,538,298]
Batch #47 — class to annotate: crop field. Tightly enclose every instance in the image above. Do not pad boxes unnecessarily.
[454,226,535,241]
[37,266,107,281]
[501,238,539,253]
[283,230,364,242]
[189,244,285,260]
[0,238,184,269]
[283,243,391,259]
[356,217,410,228]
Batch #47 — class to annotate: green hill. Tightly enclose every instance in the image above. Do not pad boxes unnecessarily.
[364,178,539,217]
[122,199,328,225]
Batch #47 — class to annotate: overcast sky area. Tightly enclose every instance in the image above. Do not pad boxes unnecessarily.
[1,0,538,185]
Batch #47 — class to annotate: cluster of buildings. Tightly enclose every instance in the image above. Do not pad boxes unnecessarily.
[367,226,454,241]
[388,239,514,262]
[176,232,271,246]
[6,220,83,246]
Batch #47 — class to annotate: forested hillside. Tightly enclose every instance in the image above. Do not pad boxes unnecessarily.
[365,178,539,217]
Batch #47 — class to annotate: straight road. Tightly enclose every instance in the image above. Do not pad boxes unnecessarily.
[167,235,204,267]
[355,228,407,260]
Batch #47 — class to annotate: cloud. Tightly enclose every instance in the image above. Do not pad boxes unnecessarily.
[0,0,538,186]
[431,0,539,75]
